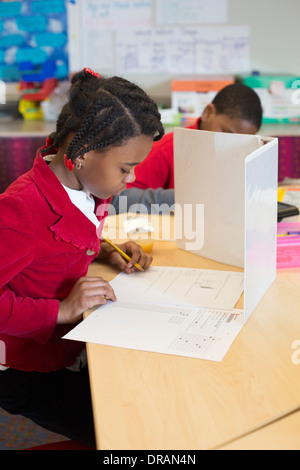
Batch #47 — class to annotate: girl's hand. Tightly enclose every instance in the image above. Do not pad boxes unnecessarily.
[57,276,117,324]
[100,240,153,274]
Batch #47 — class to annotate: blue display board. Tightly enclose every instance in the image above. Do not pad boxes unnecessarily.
[0,0,69,81]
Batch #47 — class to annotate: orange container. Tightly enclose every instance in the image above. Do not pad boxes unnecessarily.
[171,76,234,93]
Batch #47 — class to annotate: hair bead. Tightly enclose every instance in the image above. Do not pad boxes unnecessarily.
[64,154,74,171]
[84,67,102,79]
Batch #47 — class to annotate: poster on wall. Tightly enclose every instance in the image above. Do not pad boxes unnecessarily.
[82,0,152,29]
[67,0,249,77]
[155,0,228,25]
[67,0,153,74]
[116,26,250,75]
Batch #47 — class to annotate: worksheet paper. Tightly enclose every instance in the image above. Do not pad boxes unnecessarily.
[64,267,244,362]
[116,26,250,74]
[108,266,244,310]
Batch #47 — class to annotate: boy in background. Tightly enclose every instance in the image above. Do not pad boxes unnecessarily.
[110,83,262,214]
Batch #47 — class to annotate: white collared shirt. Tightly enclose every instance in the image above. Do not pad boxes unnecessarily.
[62,184,100,229]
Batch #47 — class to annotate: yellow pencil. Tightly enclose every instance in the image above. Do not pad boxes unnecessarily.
[102,237,144,272]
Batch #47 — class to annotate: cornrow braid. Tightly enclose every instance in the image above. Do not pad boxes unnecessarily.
[79,134,123,156]
[66,94,119,160]
[41,70,164,163]
[69,115,117,160]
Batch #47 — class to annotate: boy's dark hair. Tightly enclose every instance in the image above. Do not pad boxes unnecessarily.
[212,83,263,130]
[43,69,164,162]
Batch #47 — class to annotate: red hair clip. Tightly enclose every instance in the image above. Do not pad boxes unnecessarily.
[64,154,74,171]
[84,67,101,79]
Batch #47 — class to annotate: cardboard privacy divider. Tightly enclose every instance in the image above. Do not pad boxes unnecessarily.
[174,128,278,323]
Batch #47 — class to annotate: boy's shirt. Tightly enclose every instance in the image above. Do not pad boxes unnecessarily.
[127,118,201,190]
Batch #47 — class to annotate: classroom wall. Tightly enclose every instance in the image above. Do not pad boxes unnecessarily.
[229,0,300,75]
[67,0,300,102]
[129,0,300,100]
[3,0,300,103]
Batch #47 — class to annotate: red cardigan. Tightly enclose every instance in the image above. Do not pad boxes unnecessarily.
[0,153,110,371]
[127,118,200,190]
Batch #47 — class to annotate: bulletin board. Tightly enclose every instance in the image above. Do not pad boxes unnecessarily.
[66,0,300,99]
[67,0,250,77]
[0,0,69,81]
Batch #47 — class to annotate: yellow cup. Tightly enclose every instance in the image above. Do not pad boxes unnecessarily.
[137,239,154,254]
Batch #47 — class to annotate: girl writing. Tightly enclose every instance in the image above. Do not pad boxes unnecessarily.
[0,68,164,447]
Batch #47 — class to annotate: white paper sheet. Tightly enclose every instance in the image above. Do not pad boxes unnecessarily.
[109,266,244,310]
[116,26,250,74]
[66,0,83,73]
[82,30,114,72]
[155,0,228,25]
[64,301,243,362]
[64,266,244,361]
[82,0,152,29]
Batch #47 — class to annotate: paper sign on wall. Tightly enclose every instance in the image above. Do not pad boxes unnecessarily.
[156,0,228,25]
[116,26,250,74]
[83,0,152,29]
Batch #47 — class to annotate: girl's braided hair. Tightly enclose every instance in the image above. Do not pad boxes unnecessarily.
[41,69,164,162]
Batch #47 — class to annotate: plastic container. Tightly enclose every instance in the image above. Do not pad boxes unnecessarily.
[171,75,234,119]
[277,222,300,268]
[243,75,300,123]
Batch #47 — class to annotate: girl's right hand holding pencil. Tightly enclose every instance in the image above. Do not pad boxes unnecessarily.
[57,276,117,324]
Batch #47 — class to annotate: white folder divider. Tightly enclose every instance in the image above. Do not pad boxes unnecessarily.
[174,128,278,323]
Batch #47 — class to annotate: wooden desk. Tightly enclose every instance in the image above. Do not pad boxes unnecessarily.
[217,409,300,450]
[0,119,55,137]
[86,226,300,450]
